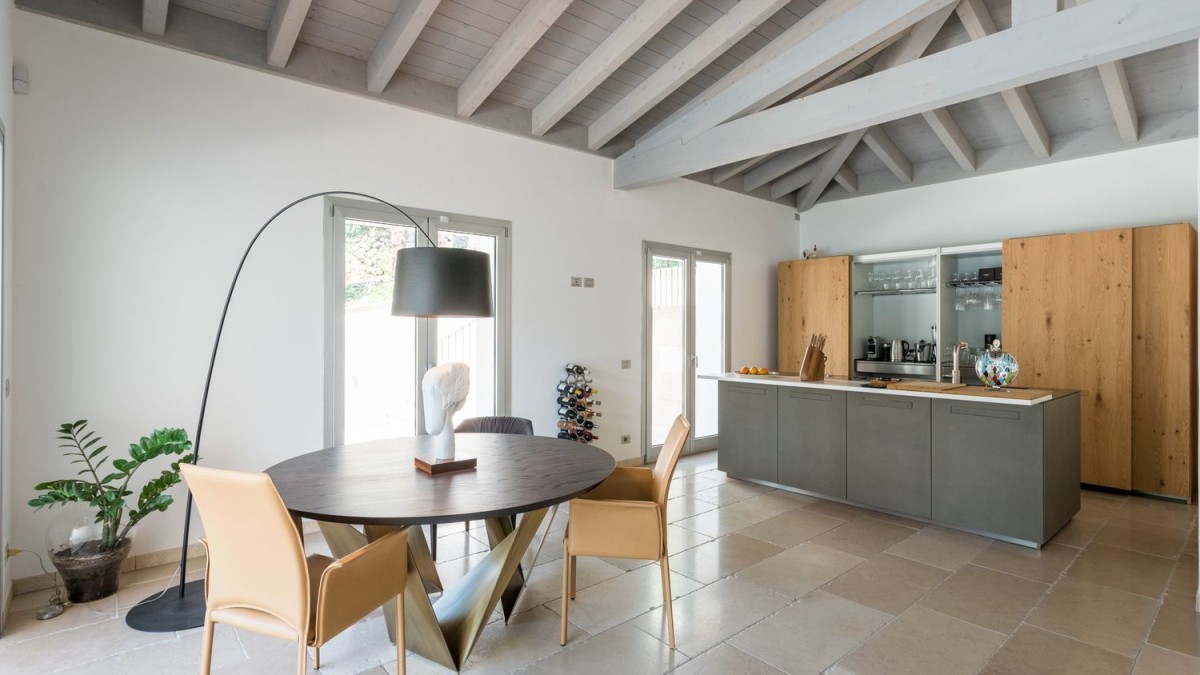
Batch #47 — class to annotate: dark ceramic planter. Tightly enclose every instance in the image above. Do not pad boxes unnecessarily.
[50,537,132,603]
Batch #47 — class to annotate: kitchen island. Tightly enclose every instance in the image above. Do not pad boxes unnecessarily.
[704,374,1080,548]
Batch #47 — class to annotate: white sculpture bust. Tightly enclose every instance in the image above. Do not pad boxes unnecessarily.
[421,362,470,460]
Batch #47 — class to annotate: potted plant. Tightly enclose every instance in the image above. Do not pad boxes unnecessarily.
[29,420,193,603]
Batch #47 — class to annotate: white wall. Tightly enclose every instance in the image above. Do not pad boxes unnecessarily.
[0,0,14,624]
[8,12,794,578]
[799,139,1198,255]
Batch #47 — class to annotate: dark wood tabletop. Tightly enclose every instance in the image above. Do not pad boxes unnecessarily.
[264,434,616,525]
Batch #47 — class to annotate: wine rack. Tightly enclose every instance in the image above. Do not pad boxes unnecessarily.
[556,363,601,444]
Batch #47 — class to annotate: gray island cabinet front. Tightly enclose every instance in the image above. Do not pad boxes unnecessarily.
[713,376,1081,548]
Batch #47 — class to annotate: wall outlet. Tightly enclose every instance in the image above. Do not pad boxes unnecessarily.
[583,277,595,288]
[620,434,631,444]
[570,276,583,287]
[621,359,632,369]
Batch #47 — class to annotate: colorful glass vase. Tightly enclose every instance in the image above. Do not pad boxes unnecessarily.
[975,340,1019,389]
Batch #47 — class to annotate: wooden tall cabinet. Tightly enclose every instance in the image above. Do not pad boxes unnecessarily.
[1003,224,1196,499]
[778,256,851,378]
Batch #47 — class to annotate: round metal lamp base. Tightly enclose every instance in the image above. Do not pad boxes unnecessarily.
[124,579,206,632]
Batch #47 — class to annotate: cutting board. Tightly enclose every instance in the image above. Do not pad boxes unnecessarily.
[886,381,967,393]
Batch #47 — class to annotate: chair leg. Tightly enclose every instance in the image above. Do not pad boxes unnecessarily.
[297,639,308,675]
[560,537,570,645]
[569,554,577,600]
[200,617,216,675]
[429,523,437,560]
[660,555,676,650]
[313,646,321,670]
[395,594,406,675]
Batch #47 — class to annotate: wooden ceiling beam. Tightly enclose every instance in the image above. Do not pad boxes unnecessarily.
[922,108,977,171]
[457,0,572,117]
[797,130,865,210]
[615,0,1199,190]
[267,0,313,68]
[636,0,957,153]
[367,0,441,94]
[957,0,1051,158]
[1012,0,1061,25]
[863,126,913,183]
[770,164,820,200]
[712,155,775,184]
[586,0,790,150]
[1066,0,1139,142]
[744,141,835,191]
[834,165,859,193]
[531,0,691,136]
[142,0,168,36]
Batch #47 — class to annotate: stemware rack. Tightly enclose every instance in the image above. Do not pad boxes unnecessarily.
[556,363,600,444]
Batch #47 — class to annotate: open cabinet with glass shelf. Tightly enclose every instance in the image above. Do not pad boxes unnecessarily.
[850,249,941,380]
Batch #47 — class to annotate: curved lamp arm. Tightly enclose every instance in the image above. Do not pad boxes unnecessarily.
[181,191,433,598]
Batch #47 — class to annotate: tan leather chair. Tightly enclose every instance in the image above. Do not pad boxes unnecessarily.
[559,415,691,648]
[182,464,409,675]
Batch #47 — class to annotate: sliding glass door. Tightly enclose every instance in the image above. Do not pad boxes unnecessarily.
[643,242,731,461]
[328,201,508,444]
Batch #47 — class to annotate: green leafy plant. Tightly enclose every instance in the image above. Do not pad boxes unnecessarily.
[29,420,194,551]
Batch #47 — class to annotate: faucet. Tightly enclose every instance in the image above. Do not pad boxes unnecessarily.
[951,342,969,384]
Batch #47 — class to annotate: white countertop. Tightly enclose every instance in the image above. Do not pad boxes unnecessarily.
[700,373,1062,406]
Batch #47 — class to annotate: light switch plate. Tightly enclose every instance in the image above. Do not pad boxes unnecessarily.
[583,278,595,288]
[570,277,583,287]
[620,435,631,444]
[621,359,632,369]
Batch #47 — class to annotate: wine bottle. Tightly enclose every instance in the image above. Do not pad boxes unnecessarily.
[556,395,572,406]
[557,430,578,441]
[580,431,598,442]
[556,382,572,393]
[582,420,597,430]
[582,410,602,418]
[557,420,578,432]
[557,406,574,417]
[565,364,585,375]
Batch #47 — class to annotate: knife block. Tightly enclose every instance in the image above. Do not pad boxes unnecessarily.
[799,346,827,381]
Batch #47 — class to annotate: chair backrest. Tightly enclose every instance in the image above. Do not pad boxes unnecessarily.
[181,464,310,634]
[455,416,534,435]
[652,415,691,507]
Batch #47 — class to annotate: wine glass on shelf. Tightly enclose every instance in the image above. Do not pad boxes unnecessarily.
[913,270,925,290]
[903,270,915,290]
[866,271,877,291]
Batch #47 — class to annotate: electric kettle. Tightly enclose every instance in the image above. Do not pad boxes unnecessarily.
[890,339,908,362]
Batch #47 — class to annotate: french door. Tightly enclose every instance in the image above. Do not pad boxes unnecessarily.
[327,201,509,445]
[643,242,731,461]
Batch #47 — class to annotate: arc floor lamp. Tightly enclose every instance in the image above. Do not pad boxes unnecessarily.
[125,191,493,632]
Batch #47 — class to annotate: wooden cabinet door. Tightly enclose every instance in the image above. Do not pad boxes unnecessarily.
[778,256,851,377]
[1132,223,1196,499]
[1003,229,1133,489]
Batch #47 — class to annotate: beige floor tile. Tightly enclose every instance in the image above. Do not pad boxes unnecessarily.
[884,526,991,571]
[1133,644,1200,675]
[1148,601,1200,658]
[670,644,784,675]
[738,508,845,548]
[749,489,819,511]
[674,498,787,538]
[0,616,175,673]
[736,542,864,599]
[918,564,1048,634]
[669,533,784,584]
[436,550,490,588]
[979,625,1132,675]
[692,480,774,506]
[461,605,589,675]
[514,556,625,613]
[1163,554,1199,608]
[517,623,686,674]
[599,555,655,573]
[667,523,715,555]
[1077,491,1127,520]
[823,553,950,616]
[729,590,891,673]
[1112,497,1197,530]
[630,577,791,657]
[863,512,929,529]
[675,454,718,476]
[552,562,703,636]
[1025,576,1159,657]
[50,624,246,675]
[802,499,875,521]
[666,496,720,525]
[1065,542,1175,598]
[669,472,723,498]
[838,605,1004,675]
[811,517,919,559]
[971,541,1080,583]
[0,595,117,644]
[1092,519,1190,559]
[1047,517,1104,548]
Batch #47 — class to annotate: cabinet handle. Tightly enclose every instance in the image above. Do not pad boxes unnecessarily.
[728,385,766,396]
[948,405,1020,421]
[789,391,832,402]
[861,397,913,410]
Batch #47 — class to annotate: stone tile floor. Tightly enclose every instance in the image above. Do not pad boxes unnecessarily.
[2,451,1197,674]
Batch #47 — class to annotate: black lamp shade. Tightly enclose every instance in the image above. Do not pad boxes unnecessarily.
[392,247,493,317]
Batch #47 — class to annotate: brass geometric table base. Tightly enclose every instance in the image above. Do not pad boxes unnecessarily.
[329,508,548,671]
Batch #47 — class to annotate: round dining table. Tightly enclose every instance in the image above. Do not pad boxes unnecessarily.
[265,434,614,671]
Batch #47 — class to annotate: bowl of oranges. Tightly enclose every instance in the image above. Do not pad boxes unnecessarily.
[737,366,776,377]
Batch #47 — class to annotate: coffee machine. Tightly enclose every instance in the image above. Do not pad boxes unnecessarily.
[866,337,883,361]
